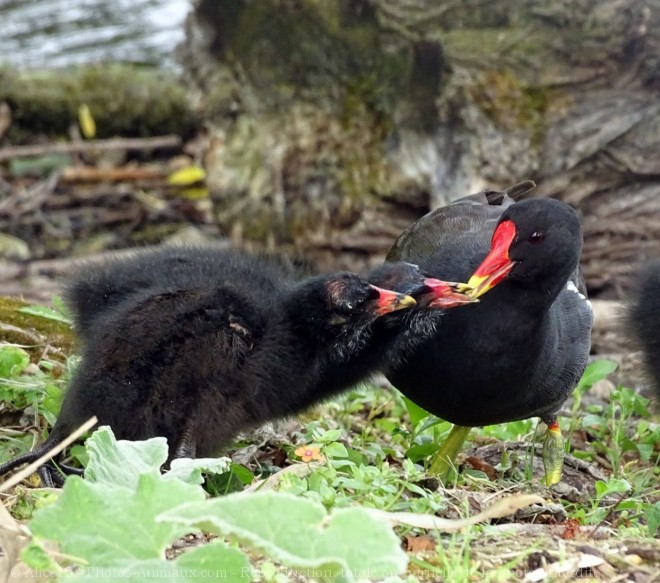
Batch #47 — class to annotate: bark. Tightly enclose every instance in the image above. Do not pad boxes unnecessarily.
[178,0,660,297]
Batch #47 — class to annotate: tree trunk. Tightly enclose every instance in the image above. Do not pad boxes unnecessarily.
[178,0,659,298]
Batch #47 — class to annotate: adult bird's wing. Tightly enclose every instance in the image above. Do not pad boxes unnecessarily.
[386,181,535,263]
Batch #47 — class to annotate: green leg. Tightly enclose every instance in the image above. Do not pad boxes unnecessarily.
[541,418,564,486]
[429,424,472,478]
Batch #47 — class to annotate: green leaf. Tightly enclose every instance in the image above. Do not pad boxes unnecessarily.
[21,541,61,571]
[229,463,255,486]
[84,427,230,488]
[176,542,251,580]
[594,478,631,500]
[0,345,30,378]
[166,456,232,485]
[323,442,348,458]
[645,501,660,537]
[84,427,169,488]
[406,442,440,463]
[30,473,205,565]
[62,542,250,583]
[161,492,408,582]
[575,360,618,393]
[636,443,653,462]
[317,429,342,443]
[10,154,71,177]
[41,382,65,422]
[401,396,430,428]
[51,296,72,319]
[415,416,445,435]
[17,304,72,325]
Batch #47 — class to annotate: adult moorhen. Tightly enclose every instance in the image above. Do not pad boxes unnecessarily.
[386,182,593,485]
[628,260,660,399]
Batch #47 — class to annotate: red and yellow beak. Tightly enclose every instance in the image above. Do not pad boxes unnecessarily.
[421,278,477,308]
[370,285,416,315]
[466,220,517,299]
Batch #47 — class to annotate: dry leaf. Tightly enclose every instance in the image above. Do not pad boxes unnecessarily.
[404,535,436,553]
[78,104,96,139]
[167,165,206,186]
[0,502,29,583]
[464,456,498,480]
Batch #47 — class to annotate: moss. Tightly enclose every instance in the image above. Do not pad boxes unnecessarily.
[0,64,198,143]
[0,296,75,364]
[441,28,547,64]
[196,0,408,117]
[467,69,559,144]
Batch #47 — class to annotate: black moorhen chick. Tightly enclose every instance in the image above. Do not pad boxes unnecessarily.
[0,248,417,485]
[386,182,593,485]
[628,260,660,399]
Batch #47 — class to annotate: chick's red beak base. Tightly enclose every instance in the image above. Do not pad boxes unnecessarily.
[371,285,416,315]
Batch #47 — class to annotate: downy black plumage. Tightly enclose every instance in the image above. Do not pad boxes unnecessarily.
[627,260,660,400]
[0,247,415,484]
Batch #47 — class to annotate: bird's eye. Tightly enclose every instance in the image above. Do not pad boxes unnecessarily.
[528,231,545,244]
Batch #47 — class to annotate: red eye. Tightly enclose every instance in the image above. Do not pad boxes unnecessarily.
[528,231,545,243]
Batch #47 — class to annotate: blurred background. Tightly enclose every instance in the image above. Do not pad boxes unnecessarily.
[0,0,658,371]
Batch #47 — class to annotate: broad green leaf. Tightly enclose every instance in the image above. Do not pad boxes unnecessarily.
[176,542,250,580]
[166,456,231,485]
[84,427,169,488]
[41,383,65,423]
[405,442,440,463]
[0,345,30,378]
[17,304,72,325]
[317,429,342,443]
[62,542,250,582]
[21,541,61,571]
[84,427,230,487]
[30,472,205,565]
[575,360,617,393]
[323,442,348,458]
[160,492,408,582]
[401,396,430,428]
[646,501,660,537]
[594,478,631,500]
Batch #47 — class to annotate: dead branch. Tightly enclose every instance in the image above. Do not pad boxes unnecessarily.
[0,135,181,162]
[60,165,167,183]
